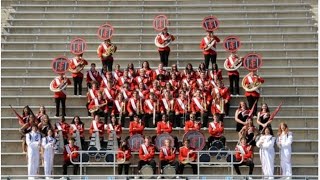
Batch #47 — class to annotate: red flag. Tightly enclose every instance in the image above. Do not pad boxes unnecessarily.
[269,101,283,121]
[9,105,24,126]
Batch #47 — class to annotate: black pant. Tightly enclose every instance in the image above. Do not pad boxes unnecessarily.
[118,163,130,175]
[246,95,259,116]
[63,160,79,175]
[159,160,179,174]
[159,50,170,67]
[102,59,113,72]
[143,113,160,128]
[55,97,66,116]
[224,102,230,116]
[174,113,189,128]
[178,162,197,174]
[194,112,209,128]
[233,160,254,175]
[73,77,83,95]
[229,74,239,95]
[204,54,217,69]
[138,160,157,174]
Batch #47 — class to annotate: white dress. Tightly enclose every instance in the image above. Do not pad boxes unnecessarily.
[42,136,56,178]
[26,131,41,179]
[257,134,275,179]
[276,132,293,177]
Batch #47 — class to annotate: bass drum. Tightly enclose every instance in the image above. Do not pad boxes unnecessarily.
[199,153,210,162]
[88,146,98,157]
[182,130,206,151]
[163,165,176,179]
[155,133,174,151]
[141,165,153,179]
[128,134,144,152]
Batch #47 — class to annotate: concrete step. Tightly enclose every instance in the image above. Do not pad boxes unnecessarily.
[3,25,315,34]
[1,56,318,67]
[2,32,318,42]
[1,75,317,86]
[2,40,317,51]
[2,139,317,153]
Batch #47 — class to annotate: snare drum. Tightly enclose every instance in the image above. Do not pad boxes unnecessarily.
[163,165,176,179]
[105,153,114,162]
[128,134,144,152]
[88,146,98,157]
[199,153,210,162]
[141,165,153,179]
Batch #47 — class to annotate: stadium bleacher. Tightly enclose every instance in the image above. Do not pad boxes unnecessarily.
[1,0,318,178]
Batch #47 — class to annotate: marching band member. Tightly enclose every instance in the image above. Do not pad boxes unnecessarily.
[41,129,56,179]
[149,80,162,98]
[174,91,189,128]
[36,105,47,124]
[138,136,157,175]
[178,139,198,175]
[200,31,220,69]
[127,63,137,78]
[102,80,117,104]
[190,89,208,127]
[69,116,85,150]
[141,61,154,79]
[38,114,53,137]
[120,82,133,100]
[184,114,201,133]
[143,92,160,128]
[233,137,254,177]
[89,115,105,146]
[216,81,231,117]
[136,82,150,99]
[127,91,144,120]
[256,126,275,179]
[129,115,145,136]
[20,115,37,153]
[181,72,196,89]
[235,101,250,132]
[117,69,134,90]
[26,125,41,179]
[239,118,259,147]
[159,139,179,175]
[196,62,207,78]
[156,114,179,149]
[209,63,223,81]
[17,106,32,126]
[208,114,226,146]
[168,72,181,94]
[276,122,293,179]
[100,70,115,89]
[69,53,88,95]
[86,81,99,116]
[62,138,79,175]
[88,92,108,122]
[113,64,123,81]
[52,73,71,117]
[196,71,210,89]
[117,140,132,175]
[243,71,265,116]
[97,39,117,71]
[226,52,241,95]
[182,63,196,79]
[169,64,181,80]
[86,63,101,89]
[163,82,176,98]
[54,116,70,145]
[111,93,127,127]
[135,69,151,89]
[157,74,167,90]
[156,27,175,67]
[153,63,167,80]
[160,91,175,122]
[106,115,122,147]
[256,103,274,135]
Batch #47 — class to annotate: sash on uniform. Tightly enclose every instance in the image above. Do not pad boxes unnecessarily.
[162,147,168,156]
[89,89,96,99]
[72,57,79,67]
[88,70,97,82]
[210,122,216,129]
[112,71,119,80]
[93,120,99,132]
[183,79,190,87]
[122,89,128,99]
[104,88,113,100]
[101,73,108,87]
[130,99,137,111]
[162,98,169,110]
[138,90,144,99]
[146,100,154,111]
[237,145,245,155]
[247,76,259,93]
[55,78,66,95]
[211,80,218,88]
[108,123,114,131]
[193,98,204,111]
[71,124,77,131]
[204,37,216,51]
[56,122,63,131]
[197,79,203,85]
[65,145,72,155]
[102,43,108,52]
[177,98,185,110]
[115,100,122,112]
[155,69,160,75]
[141,144,149,155]
[228,56,235,68]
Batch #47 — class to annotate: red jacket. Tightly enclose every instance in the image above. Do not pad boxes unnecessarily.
[88,98,108,112]
[159,146,176,161]
[143,99,158,114]
[156,121,173,135]
[63,144,79,162]
[178,146,197,162]
[156,32,175,51]
[139,144,155,161]
[89,120,105,138]
[69,57,88,78]
[184,120,201,133]
[190,97,205,113]
[86,88,99,102]
[208,121,224,137]
[199,35,220,55]
[52,77,71,98]
[106,123,122,139]
[209,70,223,81]
[127,98,143,115]
[235,145,253,161]
[174,98,188,114]
[243,75,265,97]
[86,69,101,83]
[97,43,115,61]
[129,121,145,136]
[111,100,126,115]
[159,98,174,114]
[225,56,240,76]
[69,123,85,138]
[54,122,70,139]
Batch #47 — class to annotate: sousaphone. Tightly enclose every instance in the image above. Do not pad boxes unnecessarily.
[49,77,68,92]
[241,73,262,92]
